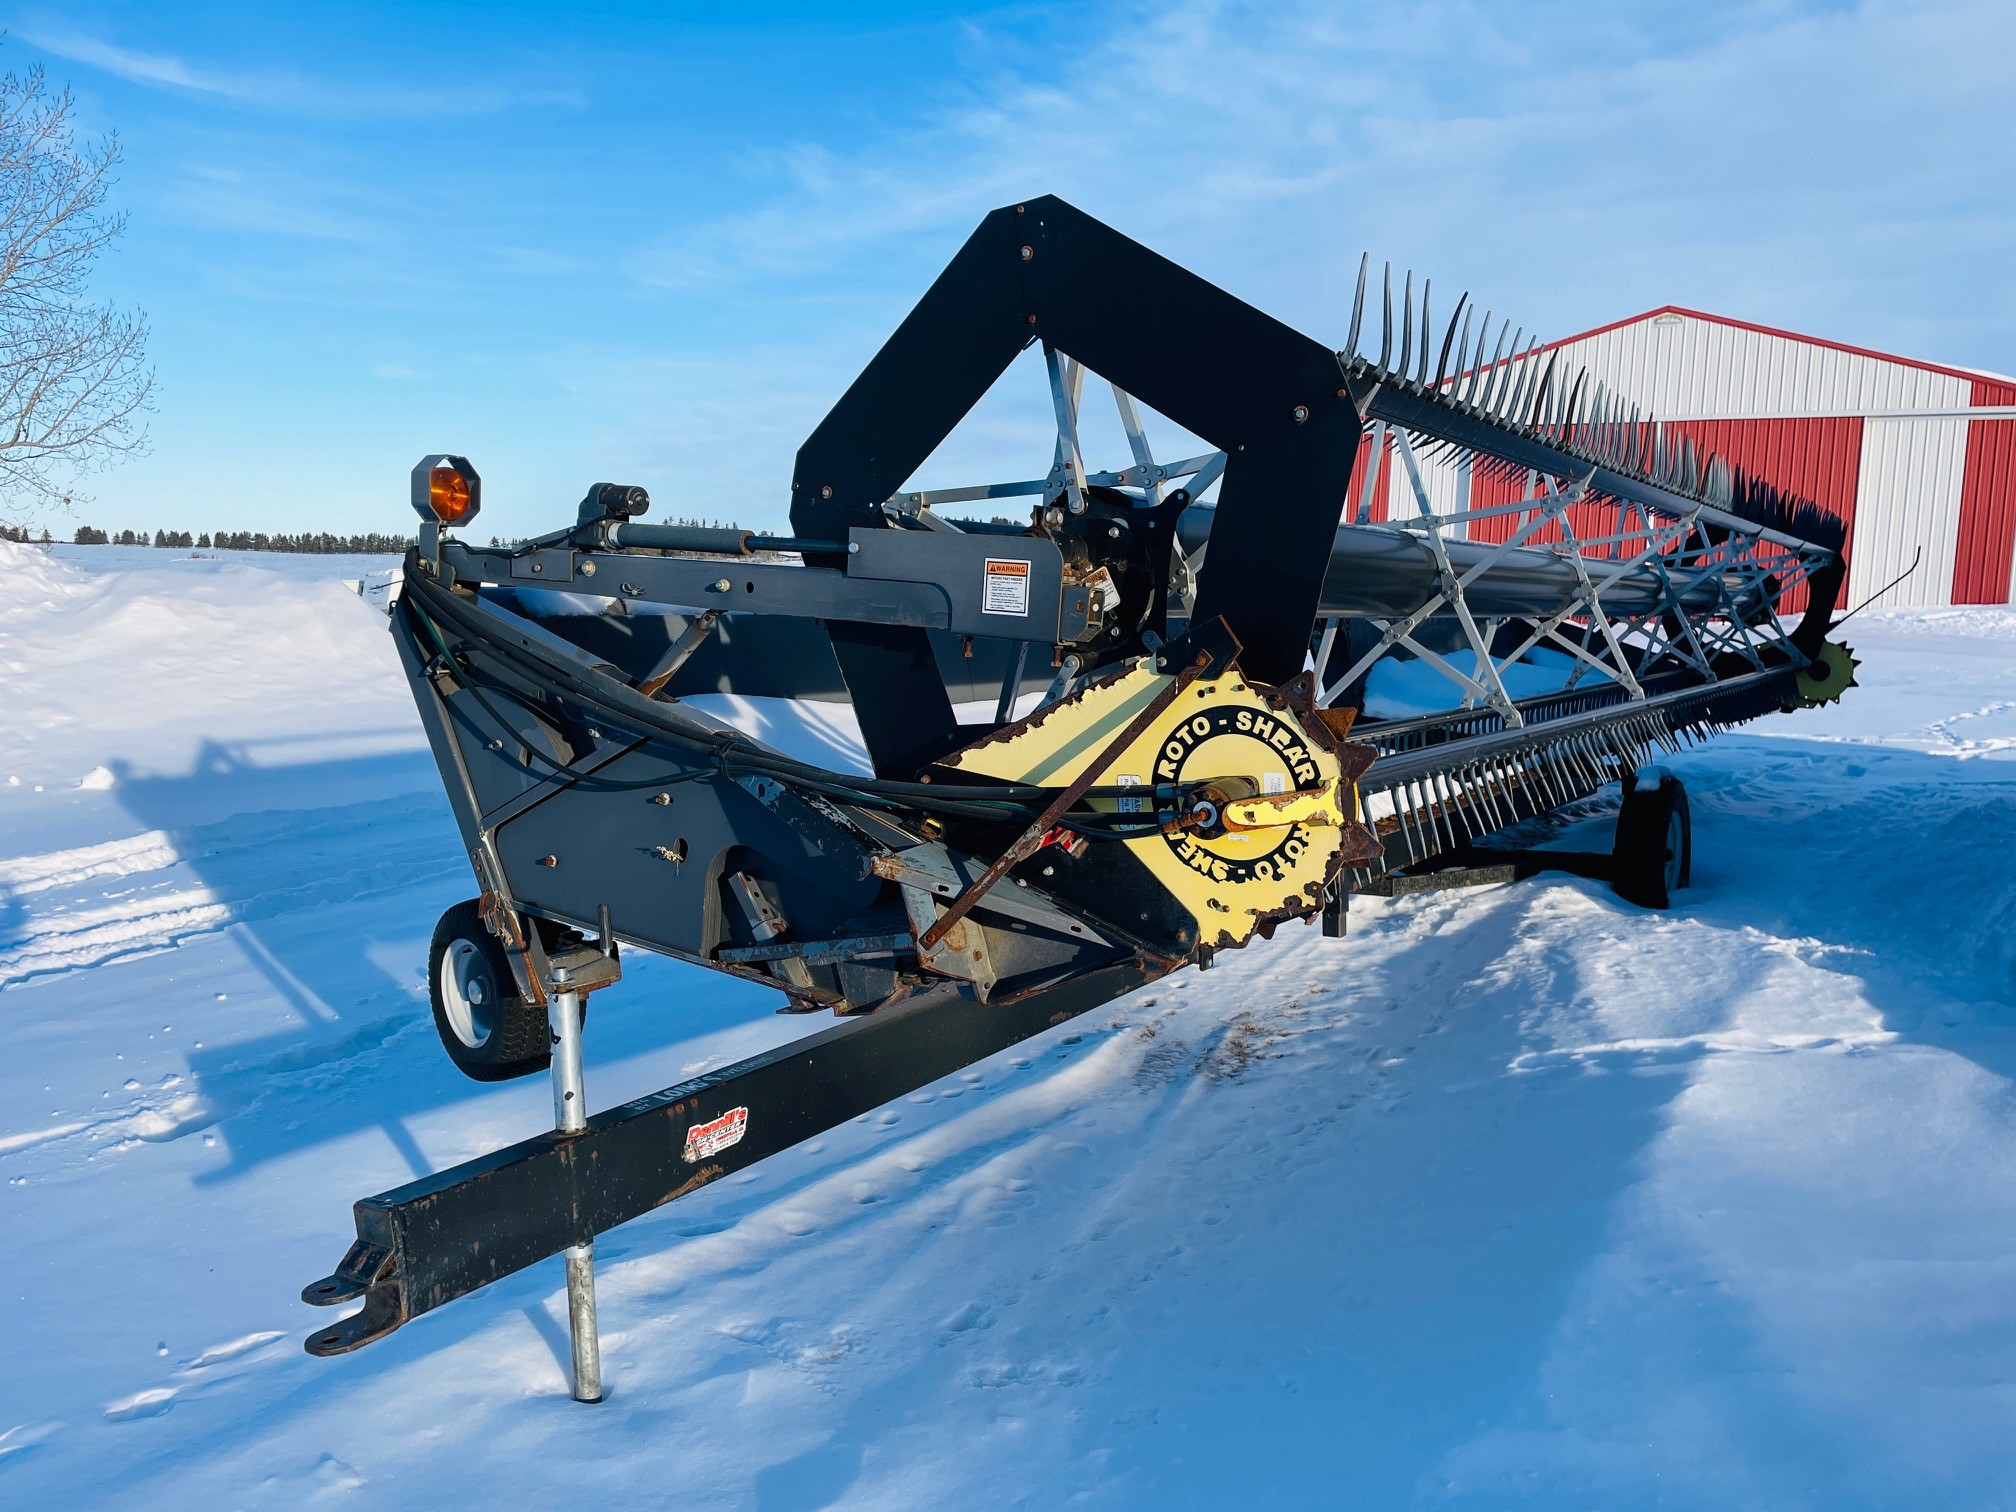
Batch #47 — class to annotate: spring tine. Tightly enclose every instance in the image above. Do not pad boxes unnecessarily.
[1476,317,1508,410]
[1435,294,1468,390]
[1378,263,1394,370]
[1561,369,1587,446]
[1502,336,1532,424]
[1527,352,1557,428]
[1466,766,1497,835]
[1423,778,1449,855]
[1460,312,1491,406]
[1345,251,1369,360]
[1507,349,1533,427]
[1415,280,1433,385]
[1460,764,1486,834]
[1464,766,1492,836]
[1397,269,1413,382]
[1391,785,1417,864]
[1510,333,1540,420]
[1447,769,1475,837]
[1438,776,1462,851]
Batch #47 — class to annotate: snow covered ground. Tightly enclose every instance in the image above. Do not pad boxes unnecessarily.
[2,539,2014,1508]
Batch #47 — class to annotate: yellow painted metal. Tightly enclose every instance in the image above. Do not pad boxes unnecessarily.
[941,657,1350,949]
[1792,638,1860,707]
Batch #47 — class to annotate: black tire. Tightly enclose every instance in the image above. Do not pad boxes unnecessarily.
[428,900,551,1081]
[1611,775,1691,910]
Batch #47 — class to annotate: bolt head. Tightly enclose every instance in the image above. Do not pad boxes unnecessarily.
[1020,245,1034,261]
[580,560,596,576]
[1293,405,1310,423]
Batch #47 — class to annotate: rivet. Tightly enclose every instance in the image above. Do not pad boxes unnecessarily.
[530,562,543,573]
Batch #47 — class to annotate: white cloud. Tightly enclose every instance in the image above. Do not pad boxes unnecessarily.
[19,26,586,119]
[18,31,254,98]
[634,0,2016,363]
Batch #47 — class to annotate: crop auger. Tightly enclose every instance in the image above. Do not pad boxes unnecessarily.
[302,197,1854,1399]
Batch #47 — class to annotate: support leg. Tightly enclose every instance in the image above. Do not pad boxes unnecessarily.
[548,977,602,1403]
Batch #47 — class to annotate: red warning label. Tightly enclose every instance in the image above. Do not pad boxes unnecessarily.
[682,1105,749,1162]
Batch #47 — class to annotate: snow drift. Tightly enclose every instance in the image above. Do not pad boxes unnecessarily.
[1,541,2014,1508]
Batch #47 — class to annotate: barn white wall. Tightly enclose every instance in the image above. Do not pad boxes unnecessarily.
[1539,313,1971,420]
[1851,416,1970,609]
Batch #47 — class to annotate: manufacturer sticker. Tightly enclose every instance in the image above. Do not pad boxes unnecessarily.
[682,1105,749,1162]
[1116,773,1147,813]
[982,558,1032,616]
[1153,705,1321,885]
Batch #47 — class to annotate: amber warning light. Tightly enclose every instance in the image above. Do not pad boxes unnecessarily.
[410,454,481,526]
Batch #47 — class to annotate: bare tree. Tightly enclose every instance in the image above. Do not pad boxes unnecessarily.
[0,64,151,522]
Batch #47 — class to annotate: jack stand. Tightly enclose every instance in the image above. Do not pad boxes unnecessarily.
[549,972,602,1404]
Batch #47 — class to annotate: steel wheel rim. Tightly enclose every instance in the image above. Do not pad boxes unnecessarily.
[1663,808,1684,894]
[440,938,496,1049]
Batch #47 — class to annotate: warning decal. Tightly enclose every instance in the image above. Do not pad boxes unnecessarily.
[682,1105,749,1162]
[982,558,1032,617]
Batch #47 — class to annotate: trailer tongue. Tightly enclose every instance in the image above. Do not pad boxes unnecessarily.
[303,196,1853,1399]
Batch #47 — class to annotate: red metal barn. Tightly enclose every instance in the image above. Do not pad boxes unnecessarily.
[1388,308,2016,610]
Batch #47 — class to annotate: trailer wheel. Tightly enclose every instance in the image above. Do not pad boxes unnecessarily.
[429,900,550,1081]
[1611,775,1690,910]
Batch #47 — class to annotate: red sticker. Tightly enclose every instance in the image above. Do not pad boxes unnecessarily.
[683,1106,749,1162]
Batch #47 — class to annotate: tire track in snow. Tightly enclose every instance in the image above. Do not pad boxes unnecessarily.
[0,796,457,989]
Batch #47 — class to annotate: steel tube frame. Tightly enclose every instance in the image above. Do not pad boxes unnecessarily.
[303,964,1149,1358]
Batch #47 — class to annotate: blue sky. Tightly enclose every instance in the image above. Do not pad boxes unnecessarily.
[20,0,2016,539]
